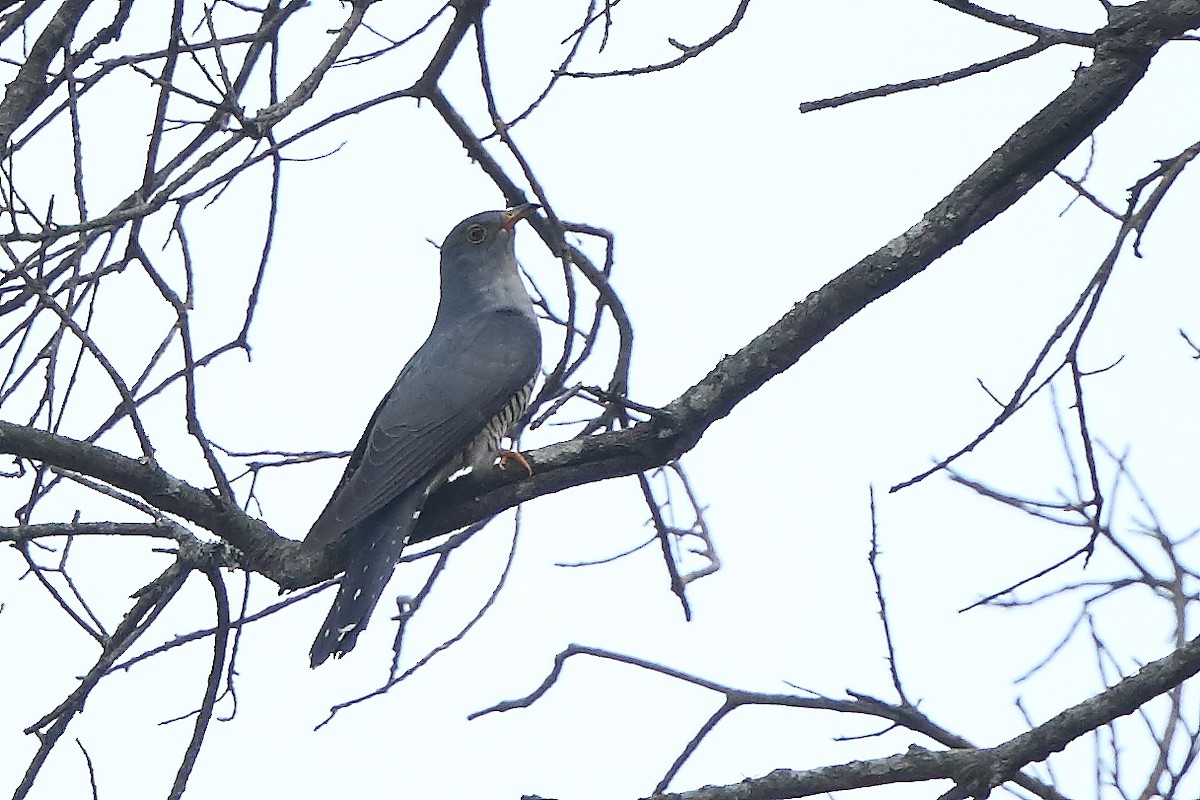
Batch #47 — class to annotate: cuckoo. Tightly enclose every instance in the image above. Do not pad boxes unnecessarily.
[305,204,542,667]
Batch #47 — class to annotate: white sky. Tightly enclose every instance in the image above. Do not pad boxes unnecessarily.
[2,1,1198,799]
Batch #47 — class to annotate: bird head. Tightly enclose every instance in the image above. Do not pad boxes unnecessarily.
[435,204,540,320]
[442,203,539,257]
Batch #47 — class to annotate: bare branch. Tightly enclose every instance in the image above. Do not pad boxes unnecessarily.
[562,0,751,78]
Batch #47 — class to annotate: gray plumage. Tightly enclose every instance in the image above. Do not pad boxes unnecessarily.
[305,205,542,667]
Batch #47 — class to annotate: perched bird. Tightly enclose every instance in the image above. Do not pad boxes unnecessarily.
[305,204,542,667]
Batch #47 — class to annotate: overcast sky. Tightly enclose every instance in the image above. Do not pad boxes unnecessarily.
[2,2,1198,799]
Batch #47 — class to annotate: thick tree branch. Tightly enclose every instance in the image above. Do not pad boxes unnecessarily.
[0,420,311,583]
[0,0,91,149]
[646,630,1200,799]
[415,0,1200,539]
[0,2,1195,595]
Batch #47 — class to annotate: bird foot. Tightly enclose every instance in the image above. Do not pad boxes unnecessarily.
[496,449,533,476]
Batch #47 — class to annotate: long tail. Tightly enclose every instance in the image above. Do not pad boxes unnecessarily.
[309,490,426,668]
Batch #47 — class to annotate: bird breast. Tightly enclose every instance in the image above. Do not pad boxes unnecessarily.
[460,379,535,473]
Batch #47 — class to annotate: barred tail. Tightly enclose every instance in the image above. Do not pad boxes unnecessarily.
[309,489,426,668]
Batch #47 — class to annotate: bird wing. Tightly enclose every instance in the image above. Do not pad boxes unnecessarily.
[303,307,541,550]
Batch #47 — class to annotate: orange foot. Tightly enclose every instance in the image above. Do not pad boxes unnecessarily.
[497,449,533,477]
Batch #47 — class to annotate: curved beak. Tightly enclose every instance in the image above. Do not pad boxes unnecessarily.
[500,202,540,230]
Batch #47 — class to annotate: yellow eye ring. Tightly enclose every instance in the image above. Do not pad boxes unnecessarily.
[466,224,486,244]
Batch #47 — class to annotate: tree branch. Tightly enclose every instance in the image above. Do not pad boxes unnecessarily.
[0,1,1195,597]
[646,631,1200,799]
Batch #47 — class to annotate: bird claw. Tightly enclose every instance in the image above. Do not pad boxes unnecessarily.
[496,449,533,476]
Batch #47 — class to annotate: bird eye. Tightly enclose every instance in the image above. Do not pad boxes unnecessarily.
[465,224,487,244]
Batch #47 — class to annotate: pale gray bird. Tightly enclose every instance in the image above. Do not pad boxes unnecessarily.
[305,204,542,667]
